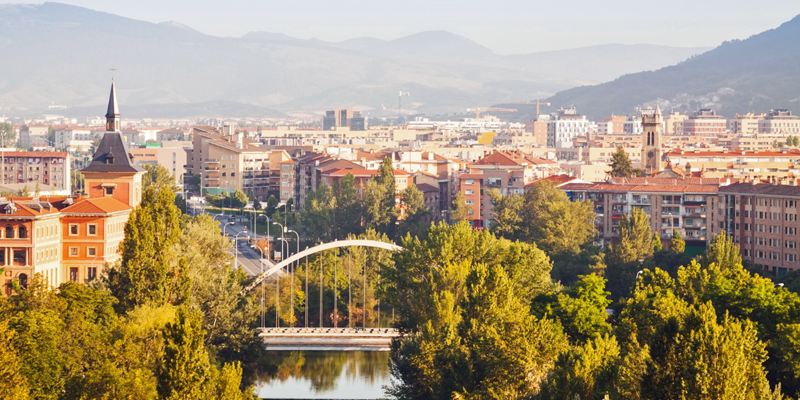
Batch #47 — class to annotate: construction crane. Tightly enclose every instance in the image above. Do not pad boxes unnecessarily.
[507,99,551,116]
[467,107,518,119]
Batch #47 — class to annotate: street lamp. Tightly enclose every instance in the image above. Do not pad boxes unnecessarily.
[272,221,285,261]
[233,231,249,270]
[222,221,235,236]
[287,230,300,328]
[90,255,106,281]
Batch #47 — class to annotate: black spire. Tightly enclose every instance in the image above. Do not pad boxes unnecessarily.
[105,79,120,131]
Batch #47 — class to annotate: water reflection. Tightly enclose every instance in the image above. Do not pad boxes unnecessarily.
[257,351,391,399]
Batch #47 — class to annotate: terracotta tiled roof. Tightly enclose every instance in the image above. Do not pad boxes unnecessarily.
[458,173,484,179]
[528,174,579,186]
[0,151,69,158]
[667,149,800,157]
[327,169,410,177]
[720,182,800,196]
[415,183,440,193]
[61,197,132,215]
[565,183,719,193]
[607,177,721,186]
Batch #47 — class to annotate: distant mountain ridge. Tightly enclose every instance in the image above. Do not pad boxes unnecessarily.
[546,14,800,120]
[0,2,711,118]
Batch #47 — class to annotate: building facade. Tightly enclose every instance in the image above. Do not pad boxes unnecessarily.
[717,183,800,276]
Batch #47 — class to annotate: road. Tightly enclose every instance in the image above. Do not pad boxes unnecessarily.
[186,199,275,277]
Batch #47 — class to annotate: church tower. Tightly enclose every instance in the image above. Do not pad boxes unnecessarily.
[641,105,663,175]
[105,79,120,132]
[82,80,145,207]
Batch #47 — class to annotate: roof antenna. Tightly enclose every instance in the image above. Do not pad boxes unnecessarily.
[109,65,117,80]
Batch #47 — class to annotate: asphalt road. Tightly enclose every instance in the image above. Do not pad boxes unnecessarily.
[186,199,275,277]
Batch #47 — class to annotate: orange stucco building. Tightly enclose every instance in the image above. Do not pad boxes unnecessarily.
[2,81,144,293]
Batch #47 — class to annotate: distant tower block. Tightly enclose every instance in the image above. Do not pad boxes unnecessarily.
[641,105,663,175]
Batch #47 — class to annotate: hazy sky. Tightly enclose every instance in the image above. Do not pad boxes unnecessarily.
[11,0,800,54]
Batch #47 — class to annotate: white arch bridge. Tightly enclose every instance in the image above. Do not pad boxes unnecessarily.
[242,239,405,350]
[242,239,403,295]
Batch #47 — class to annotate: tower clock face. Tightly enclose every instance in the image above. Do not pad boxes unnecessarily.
[648,151,655,159]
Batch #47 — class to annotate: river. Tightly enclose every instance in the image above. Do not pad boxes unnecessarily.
[257,351,392,399]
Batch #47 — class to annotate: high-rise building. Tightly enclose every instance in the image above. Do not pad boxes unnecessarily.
[322,108,367,131]
[547,108,592,148]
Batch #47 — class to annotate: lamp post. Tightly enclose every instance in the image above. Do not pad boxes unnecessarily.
[287,229,300,328]
[272,222,285,262]
[90,255,106,281]
[222,221,235,236]
[233,230,248,270]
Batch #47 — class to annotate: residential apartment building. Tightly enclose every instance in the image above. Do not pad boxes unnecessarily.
[683,109,727,137]
[129,142,190,187]
[0,152,70,191]
[55,125,101,149]
[717,183,800,275]
[456,150,558,229]
[730,113,764,134]
[189,125,294,202]
[597,116,627,136]
[547,108,594,148]
[523,120,548,147]
[666,149,800,181]
[664,112,688,135]
[19,125,49,149]
[560,177,722,246]
[759,109,800,134]
[320,169,410,199]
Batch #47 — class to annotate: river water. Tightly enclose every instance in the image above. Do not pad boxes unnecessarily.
[257,351,392,399]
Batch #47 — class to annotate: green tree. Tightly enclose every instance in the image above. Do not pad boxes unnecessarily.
[605,207,653,299]
[652,233,663,252]
[303,184,334,242]
[142,163,180,194]
[670,229,686,253]
[383,221,562,399]
[108,187,186,311]
[363,157,400,237]
[539,334,620,400]
[701,230,742,271]
[156,306,213,399]
[230,189,248,210]
[0,122,16,147]
[488,189,523,240]
[450,191,468,223]
[0,295,31,400]
[331,172,362,239]
[266,195,279,217]
[532,274,612,343]
[399,184,430,239]
[47,125,56,145]
[609,146,634,178]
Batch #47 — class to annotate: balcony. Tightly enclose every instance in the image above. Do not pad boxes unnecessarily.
[204,158,220,164]
[662,199,682,205]
[684,200,707,206]
[631,197,650,205]
[611,196,628,204]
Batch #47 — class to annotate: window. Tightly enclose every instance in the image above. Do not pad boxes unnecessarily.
[13,249,25,266]
[69,247,79,257]
[466,200,474,205]
[282,182,289,187]
[87,267,97,281]
[787,227,797,235]
[88,224,97,236]
[104,186,114,196]
[69,224,78,236]
[282,191,289,197]
[221,155,227,160]
[69,267,78,282]
[786,254,797,262]
[744,210,751,218]
[231,155,236,160]
[87,247,97,257]
[744,223,751,231]
[282,174,289,179]
[465,180,474,185]
[18,273,27,290]
[282,165,290,170]
[4,226,11,238]
[465,190,474,195]
[18,226,26,239]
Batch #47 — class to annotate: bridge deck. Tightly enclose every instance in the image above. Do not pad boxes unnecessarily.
[259,328,400,351]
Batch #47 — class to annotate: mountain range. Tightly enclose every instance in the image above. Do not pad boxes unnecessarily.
[545,14,800,120]
[0,2,711,119]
